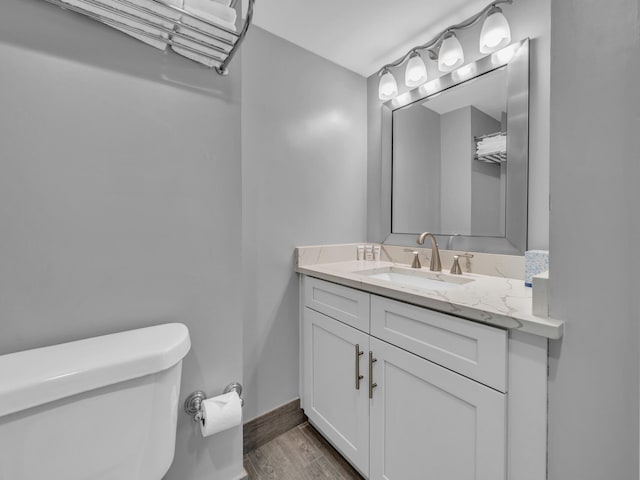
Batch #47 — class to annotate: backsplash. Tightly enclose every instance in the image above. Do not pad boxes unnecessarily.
[297,243,525,281]
[296,243,365,266]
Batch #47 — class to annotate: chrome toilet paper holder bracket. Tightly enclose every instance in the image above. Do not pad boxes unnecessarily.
[184,382,244,423]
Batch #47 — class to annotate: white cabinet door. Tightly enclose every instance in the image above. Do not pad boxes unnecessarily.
[369,337,506,480]
[303,307,370,477]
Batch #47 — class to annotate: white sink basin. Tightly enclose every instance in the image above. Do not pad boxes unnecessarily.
[354,266,473,290]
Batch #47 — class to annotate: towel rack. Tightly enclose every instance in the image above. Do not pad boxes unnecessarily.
[474,151,507,164]
[42,0,255,74]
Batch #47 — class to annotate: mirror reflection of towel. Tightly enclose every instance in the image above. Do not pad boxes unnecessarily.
[476,134,506,155]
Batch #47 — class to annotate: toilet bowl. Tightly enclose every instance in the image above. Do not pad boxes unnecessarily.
[0,323,191,480]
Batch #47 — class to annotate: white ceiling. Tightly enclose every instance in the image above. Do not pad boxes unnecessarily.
[252,0,490,77]
[423,67,508,121]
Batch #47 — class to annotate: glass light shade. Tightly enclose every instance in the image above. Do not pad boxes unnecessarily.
[378,70,399,100]
[438,34,464,72]
[480,9,511,53]
[405,53,428,88]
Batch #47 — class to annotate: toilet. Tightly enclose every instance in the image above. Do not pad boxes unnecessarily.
[0,323,191,480]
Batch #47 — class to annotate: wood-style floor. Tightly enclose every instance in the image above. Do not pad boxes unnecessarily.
[244,422,364,480]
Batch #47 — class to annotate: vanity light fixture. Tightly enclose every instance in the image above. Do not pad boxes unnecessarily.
[377,0,512,101]
[379,68,399,101]
[405,51,428,88]
[438,32,464,72]
[479,5,512,53]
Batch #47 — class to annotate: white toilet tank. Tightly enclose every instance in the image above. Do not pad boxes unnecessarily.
[0,323,191,480]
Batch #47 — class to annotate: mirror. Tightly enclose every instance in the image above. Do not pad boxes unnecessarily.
[393,67,507,237]
[382,39,529,255]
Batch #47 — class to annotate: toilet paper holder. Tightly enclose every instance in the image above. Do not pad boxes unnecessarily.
[184,382,244,422]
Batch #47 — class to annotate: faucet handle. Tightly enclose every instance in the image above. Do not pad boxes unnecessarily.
[404,248,426,269]
[450,253,474,275]
[411,251,422,269]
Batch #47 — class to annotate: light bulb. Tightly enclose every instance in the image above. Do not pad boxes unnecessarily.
[492,43,518,65]
[480,8,511,54]
[378,70,398,101]
[405,52,427,88]
[438,33,464,72]
[453,63,475,81]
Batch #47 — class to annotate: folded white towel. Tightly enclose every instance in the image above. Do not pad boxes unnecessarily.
[171,1,236,67]
[177,15,236,39]
[173,32,232,56]
[63,0,180,50]
[173,12,235,52]
[211,0,232,6]
[172,45,222,68]
[477,134,506,155]
[172,33,229,58]
[479,136,505,143]
[479,142,506,149]
[477,146,506,156]
[118,0,184,24]
[171,27,233,67]
[182,0,237,26]
[477,146,506,153]
[477,142,506,149]
[477,148,505,156]
[129,0,184,23]
[478,138,506,145]
[477,146,506,154]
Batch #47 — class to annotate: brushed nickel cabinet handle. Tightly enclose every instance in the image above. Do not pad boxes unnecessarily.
[369,351,378,399]
[355,344,364,390]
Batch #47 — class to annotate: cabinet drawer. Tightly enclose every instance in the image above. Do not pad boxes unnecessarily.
[371,295,507,392]
[304,277,370,332]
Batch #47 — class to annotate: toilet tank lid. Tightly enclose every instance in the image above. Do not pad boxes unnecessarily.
[0,323,191,418]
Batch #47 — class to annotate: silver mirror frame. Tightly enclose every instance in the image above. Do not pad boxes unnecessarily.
[381,38,530,255]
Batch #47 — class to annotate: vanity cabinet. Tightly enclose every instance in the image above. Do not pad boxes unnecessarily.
[300,276,530,480]
[302,307,370,476]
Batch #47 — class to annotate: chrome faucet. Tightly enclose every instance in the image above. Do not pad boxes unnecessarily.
[417,232,442,272]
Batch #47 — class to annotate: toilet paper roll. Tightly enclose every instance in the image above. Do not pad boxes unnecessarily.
[200,391,242,437]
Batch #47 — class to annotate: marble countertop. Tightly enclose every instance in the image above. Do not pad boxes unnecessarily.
[296,259,563,339]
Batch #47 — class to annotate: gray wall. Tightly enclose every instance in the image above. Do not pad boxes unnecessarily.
[548,0,639,479]
[440,106,472,234]
[241,27,367,421]
[0,1,244,479]
[367,72,386,240]
[367,0,550,249]
[392,105,441,233]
